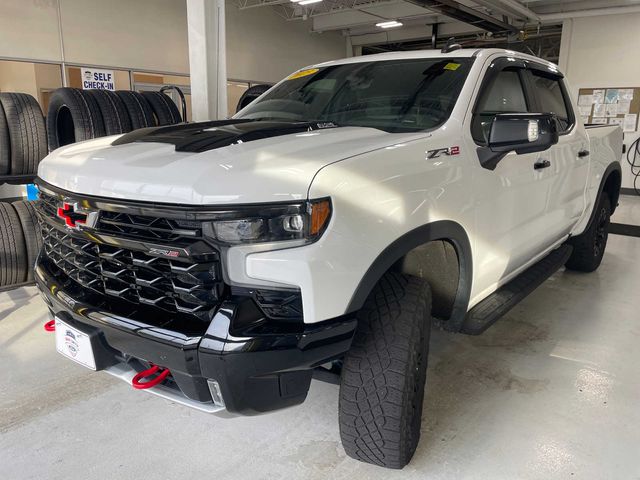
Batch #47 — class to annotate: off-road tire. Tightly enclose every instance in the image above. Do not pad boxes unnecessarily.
[115,91,155,130]
[0,202,28,286]
[86,89,132,135]
[565,194,611,272]
[339,272,431,469]
[140,91,181,125]
[47,88,106,150]
[12,200,42,282]
[0,92,47,175]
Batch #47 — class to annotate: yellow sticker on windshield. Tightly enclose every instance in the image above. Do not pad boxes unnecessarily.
[444,63,461,71]
[287,68,319,80]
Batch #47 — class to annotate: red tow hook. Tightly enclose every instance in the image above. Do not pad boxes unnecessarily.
[44,320,56,332]
[132,364,171,390]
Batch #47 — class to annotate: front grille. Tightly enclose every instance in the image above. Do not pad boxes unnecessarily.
[38,192,202,245]
[98,211,201,243]
[38,191,224,318]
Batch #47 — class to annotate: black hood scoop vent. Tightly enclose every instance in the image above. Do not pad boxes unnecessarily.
[111,119,339,153]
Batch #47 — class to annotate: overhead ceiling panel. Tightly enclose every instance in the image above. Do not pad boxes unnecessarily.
[312,10,383,31]
[358,1,437,18]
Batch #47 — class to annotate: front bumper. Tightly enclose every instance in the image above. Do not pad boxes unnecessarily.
[36,256,356,415]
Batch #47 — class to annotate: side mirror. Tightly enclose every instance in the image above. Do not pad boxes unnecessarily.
[478,113,560,170]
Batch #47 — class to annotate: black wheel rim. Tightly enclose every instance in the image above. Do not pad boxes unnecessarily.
[594,206,609,258]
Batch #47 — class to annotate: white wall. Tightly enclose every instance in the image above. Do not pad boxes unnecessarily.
[0,0,61,62]
[225,2,346,83]
[0,61,38,99]
[60,0,190,73]
[559,13,640,189]
[0,0,346,82]
[0,0,189,73]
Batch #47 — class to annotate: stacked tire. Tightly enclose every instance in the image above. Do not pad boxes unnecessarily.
[0,93,48,176]
[47,88,182,151]
[236,84,272,113]
[0,200,42,287]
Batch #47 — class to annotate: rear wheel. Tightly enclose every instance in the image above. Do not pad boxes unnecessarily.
[339,272,431,469]
[565,194,611,272]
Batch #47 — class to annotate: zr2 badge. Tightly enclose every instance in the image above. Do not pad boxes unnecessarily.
[426,146,460,159]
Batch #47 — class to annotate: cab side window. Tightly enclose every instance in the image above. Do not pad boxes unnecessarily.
[472,69,529,144]
[529,70,573,132]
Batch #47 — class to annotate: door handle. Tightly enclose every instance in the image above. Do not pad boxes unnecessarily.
[534,159,551,170]
[578,150,590,158]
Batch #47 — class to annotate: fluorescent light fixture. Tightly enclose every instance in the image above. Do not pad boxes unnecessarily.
[376,20,403,28]
[298,0,323,3]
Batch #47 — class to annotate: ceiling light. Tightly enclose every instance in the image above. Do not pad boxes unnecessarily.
[291,0,323,3]
[376,20,403,28]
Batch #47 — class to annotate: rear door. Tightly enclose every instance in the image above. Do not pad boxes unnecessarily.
[526,65,589,238]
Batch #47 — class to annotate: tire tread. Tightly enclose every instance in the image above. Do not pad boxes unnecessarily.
[0,202,28,286]
[339,272,431,469]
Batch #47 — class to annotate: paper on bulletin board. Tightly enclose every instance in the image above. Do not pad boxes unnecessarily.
[591,117,607,125]
[605,89,620,104]
[623,114,638,132]
[578,105,592,116]
[609,118,623,126]
[617,100,631,115]
[593,103,606,117]
[593,89,605,104]
[605,104,618,117]
[620,89,634,101]
[578,95,594,106]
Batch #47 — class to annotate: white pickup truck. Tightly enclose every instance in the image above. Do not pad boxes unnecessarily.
[35,48,622,469]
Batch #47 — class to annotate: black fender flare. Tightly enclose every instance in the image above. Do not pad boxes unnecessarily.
[345,220,473,332]
[580,161,622,235]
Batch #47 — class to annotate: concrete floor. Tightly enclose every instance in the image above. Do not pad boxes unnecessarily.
[2,196,640,480]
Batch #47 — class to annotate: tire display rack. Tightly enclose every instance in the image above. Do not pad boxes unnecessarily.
[1,87,185,291]
[0,91,47,290]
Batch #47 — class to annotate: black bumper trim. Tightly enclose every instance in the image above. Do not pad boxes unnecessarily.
[36,257,356,414]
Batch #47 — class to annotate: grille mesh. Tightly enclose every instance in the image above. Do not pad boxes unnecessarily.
[38,192,223,317]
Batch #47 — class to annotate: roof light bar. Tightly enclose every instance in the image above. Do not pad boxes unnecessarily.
[376,20,403,28]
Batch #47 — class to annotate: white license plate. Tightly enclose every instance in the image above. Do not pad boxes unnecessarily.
[55,318,97,370]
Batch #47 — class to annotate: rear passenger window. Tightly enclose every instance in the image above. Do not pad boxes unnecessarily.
[472,69,529,143]
[530,71,573,132]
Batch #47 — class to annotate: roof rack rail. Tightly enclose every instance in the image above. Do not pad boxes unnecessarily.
[441,37,462,54]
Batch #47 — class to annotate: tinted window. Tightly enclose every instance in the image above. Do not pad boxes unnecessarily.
[530,71,572,132]
[472,69,529,143]
[236,58,474,133]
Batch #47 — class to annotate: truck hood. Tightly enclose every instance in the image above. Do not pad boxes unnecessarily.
[38,120,428,205]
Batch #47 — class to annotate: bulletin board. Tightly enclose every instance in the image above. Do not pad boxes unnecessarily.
[577,87,640,133]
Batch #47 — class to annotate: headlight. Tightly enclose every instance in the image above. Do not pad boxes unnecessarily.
[205,198,331,245]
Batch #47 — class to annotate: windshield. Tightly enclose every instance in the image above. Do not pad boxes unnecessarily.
[235,58,474,133]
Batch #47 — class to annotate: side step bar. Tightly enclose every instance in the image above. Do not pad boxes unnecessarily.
[461,245,573,335]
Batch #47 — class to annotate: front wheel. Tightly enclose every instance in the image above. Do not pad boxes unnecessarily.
[339,272,431,469]
[565,194,611,272]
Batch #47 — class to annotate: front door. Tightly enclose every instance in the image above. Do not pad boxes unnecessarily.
[465,57,560,299]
